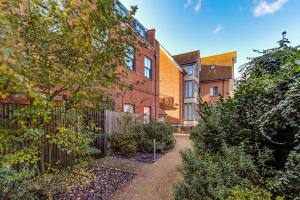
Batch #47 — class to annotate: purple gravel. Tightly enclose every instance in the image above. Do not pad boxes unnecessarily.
[57,168,135,200]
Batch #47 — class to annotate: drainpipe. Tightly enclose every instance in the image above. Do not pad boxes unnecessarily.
[154,50,158,121]
[223,80,225,97]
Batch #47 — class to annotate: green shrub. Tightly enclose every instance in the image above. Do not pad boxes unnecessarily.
[0,165,36,200]
[141,122,174,153]
[174,34,300,200]
[225,187,285,200]
[174,144,259,200]
[109,133,139,156]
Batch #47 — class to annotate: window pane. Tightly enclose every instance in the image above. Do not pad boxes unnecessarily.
[144,107,151,124]
[115,2,127,17]
[136,23,146,38]
[210,87,218,96]
[123,104,134,113]
[125,45,134,70]
[184,104,194,120]
[144,57,152,78]
[185,81,194,98]
[125,58,134,70]
[214,87,218,96]
[128,46,134,59]
[186,66,193,75]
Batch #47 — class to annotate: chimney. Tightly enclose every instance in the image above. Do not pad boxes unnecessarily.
[147,29,156,47]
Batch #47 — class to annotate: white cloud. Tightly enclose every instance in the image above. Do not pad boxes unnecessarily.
[195,0,203,12]
[253,0,288,17]
[184,0,193,9]
[212,25,223,35]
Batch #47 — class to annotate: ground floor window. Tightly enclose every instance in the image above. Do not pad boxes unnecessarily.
[184,103,194,121]
[123,104,135,113]
[144,106,151,124]
[159,115,166,123]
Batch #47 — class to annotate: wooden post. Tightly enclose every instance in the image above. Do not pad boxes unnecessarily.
[153,139,156,161]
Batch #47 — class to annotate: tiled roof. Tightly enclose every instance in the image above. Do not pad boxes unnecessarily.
[200,65,233,81]
[173,50,200,65]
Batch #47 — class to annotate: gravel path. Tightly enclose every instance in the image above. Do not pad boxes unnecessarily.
[110,134,191,200]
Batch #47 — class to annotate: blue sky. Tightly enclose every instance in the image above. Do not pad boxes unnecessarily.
[121,0,300,78]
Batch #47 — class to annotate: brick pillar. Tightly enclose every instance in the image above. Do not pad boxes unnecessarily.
[147,29,156,47]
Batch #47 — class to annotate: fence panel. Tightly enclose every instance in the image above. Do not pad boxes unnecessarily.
[104,110,139,134]
[0,103,105,168]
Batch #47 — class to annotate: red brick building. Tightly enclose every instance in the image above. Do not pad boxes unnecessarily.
[199,51,237,104]
[112,1,160,123]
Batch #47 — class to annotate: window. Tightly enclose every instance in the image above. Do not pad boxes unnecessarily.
[210,65,216,70]
[115,1,127,17]
[125,45,135,70]
[185,81,194,98]
[123,104,135,113]
[135,21,146,38]
[144,107,151,124]
[186,65,193,75]
[144,56,152,79]
[210,87,218,97]
[184,104,194,121]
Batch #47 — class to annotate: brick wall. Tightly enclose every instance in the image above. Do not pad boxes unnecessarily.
[159,46,184,125]
[113,30,159,121]
[199,80,230,104]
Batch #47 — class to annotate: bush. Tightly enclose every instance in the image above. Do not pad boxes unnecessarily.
[141,122,174,153]
[109,133,139,156]
[0,165,36,200]
[225,187,285,200]
[174,143,259,200]
[174,34,300,199]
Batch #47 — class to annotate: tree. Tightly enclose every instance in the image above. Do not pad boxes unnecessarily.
[0,0,138,173]
[0,0,137,108]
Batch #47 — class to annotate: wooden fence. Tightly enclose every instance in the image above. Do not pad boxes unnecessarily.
[0,104,139,169]
[104,110,140,134]
[0,103,105,168]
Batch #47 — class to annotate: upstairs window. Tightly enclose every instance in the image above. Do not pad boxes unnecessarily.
[210,87,218,97]
[125,45,135,70]
[135,21,147,39]
[144,56,152,79]
[115,1,127,17]
[186,65,193,75]
[185,81,194,98]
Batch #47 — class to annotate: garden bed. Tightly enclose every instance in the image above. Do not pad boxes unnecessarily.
[115,139,176,164]
[57,167,135,200]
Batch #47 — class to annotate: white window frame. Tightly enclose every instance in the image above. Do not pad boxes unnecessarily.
[144,56,152,79]
[185,81,194,98]
[144,106,151,124]
[123,104,135,113]
[184,104,194,121]
[210,87,218,97]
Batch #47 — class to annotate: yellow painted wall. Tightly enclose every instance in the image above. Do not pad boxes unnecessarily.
[201,51,237,67]
[159,46,183,125]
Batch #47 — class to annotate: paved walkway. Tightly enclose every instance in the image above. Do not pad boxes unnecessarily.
[110,134,191,200]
